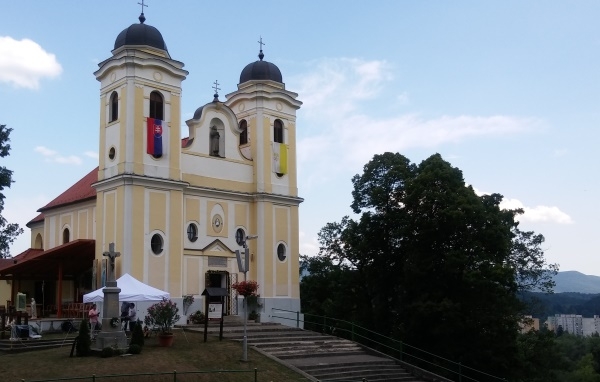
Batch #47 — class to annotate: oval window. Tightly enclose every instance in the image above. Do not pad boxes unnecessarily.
[151,234,164,255]
[187,223,198,242]
[277,243,286,262]
[235,228,246,246]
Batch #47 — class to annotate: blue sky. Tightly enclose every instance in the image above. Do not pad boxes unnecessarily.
[1,1,598,275]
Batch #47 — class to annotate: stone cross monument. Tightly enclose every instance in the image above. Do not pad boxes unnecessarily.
[95,242,128,350]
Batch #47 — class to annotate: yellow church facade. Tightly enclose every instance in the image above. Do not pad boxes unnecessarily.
[0,14,302,324]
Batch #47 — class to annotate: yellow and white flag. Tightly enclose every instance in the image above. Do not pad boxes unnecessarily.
[272,142,288,174]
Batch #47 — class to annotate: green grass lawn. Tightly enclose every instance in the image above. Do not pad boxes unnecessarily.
[0,330,310,382]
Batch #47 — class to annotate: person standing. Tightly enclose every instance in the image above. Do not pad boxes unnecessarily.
[120,301,130,330]
[127,303,137,332]
[88,304,100,337]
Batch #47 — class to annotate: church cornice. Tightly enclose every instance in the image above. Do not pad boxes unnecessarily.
[95,50,188,82]
[225,84,302,110]
[93,173,189,192]
[184,185,303,206]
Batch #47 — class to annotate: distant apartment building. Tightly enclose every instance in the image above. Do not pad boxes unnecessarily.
[520,315,540,333]
[546,314,600,336]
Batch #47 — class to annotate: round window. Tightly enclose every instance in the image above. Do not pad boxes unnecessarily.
[187,223,198,242]
[108,147,116,160]
[151,234,164,255]
[277,243,286,262]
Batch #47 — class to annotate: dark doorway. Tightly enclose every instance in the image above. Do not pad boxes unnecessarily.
[35,280,56,317]
[205,271,231,315]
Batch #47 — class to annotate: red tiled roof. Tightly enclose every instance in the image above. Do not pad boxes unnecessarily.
[0,248,44,271]
[28,213,44,226]
[38,167,98,212]
[0,240,94,279]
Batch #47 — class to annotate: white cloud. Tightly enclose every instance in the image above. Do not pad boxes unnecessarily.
[299,231,319,257]
[84,151,99,160]
[396,91,410,105]
[500,197,574,224]
[34,146,56,156]
[474,189,573,225]
[0,36,62,89]
[34,146,82,165]
[291,58,542,172]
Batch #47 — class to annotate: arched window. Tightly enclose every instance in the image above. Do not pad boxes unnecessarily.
[63,228,70,244]
[274,119,283,143]
[149,91,164,120]
[34,233,43,249]
[239,120,248,145]
[109,91,118,122]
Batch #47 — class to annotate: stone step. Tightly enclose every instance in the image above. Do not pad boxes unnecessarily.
[311,366,412,380]
[242,335,338,344]
[226,330,320,338]
[258,343,362,355]
[0,338,75,353]
[275,348,366,360]
[299,360,398,372]
[251,339,356,348]
[188,323,429,382]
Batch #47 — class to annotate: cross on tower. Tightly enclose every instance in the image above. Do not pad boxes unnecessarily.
[212,80,221,95]
[102,243,121,282]
[258,36,265,51]
[138,0,148,13]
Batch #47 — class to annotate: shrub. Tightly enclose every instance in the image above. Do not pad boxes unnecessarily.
[128,344,142,354]
[189,310,205,324]
[144,298,180,334]
[248,310,258,321]
[101,347,114,358]
[61,320,77,333]
[130,320,145,347]
[76,320,91,356]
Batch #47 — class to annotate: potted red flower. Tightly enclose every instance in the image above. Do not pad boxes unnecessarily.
[144,297,180,346]
[231,280,259,297]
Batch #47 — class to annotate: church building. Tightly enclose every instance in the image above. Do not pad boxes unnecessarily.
[0,12,302,324]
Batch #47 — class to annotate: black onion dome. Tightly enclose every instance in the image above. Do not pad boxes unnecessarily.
[239,51,282,83]
[114,15,167,51]
[192,105,205,120]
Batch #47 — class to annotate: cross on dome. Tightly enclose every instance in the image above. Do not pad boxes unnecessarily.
[213,80,221,101]
[138,0,148,23]
[258,36,265,60]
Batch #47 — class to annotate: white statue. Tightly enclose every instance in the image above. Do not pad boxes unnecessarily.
[30,298,37,319]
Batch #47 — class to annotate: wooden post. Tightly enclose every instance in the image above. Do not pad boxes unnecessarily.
[57,263,63,318]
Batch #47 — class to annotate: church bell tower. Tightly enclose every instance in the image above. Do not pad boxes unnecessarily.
[93,12,188,291]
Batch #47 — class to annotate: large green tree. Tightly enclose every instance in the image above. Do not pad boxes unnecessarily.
[0,124,23,258]
[303,152,558,379]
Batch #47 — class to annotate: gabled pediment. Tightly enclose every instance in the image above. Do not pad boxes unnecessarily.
[202,239,234,255]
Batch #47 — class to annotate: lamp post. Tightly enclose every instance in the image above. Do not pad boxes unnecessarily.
[236,234,257,362]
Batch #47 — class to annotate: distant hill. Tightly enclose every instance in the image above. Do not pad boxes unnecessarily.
[553,271,600,294]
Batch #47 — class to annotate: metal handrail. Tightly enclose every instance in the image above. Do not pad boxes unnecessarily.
[272,308,506,382]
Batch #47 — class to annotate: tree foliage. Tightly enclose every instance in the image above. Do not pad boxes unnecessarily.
[0,125,23,258]
[301,152,558,379]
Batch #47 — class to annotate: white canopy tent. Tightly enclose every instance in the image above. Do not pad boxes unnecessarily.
[83,273,170,303]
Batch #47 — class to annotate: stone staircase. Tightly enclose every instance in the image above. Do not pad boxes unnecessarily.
[0,337,76,353]
[198,318,437,382]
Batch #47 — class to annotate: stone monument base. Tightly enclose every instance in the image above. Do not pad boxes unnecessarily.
[94,330,128,350]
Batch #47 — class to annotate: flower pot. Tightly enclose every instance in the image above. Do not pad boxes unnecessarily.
[158,333,174,347]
